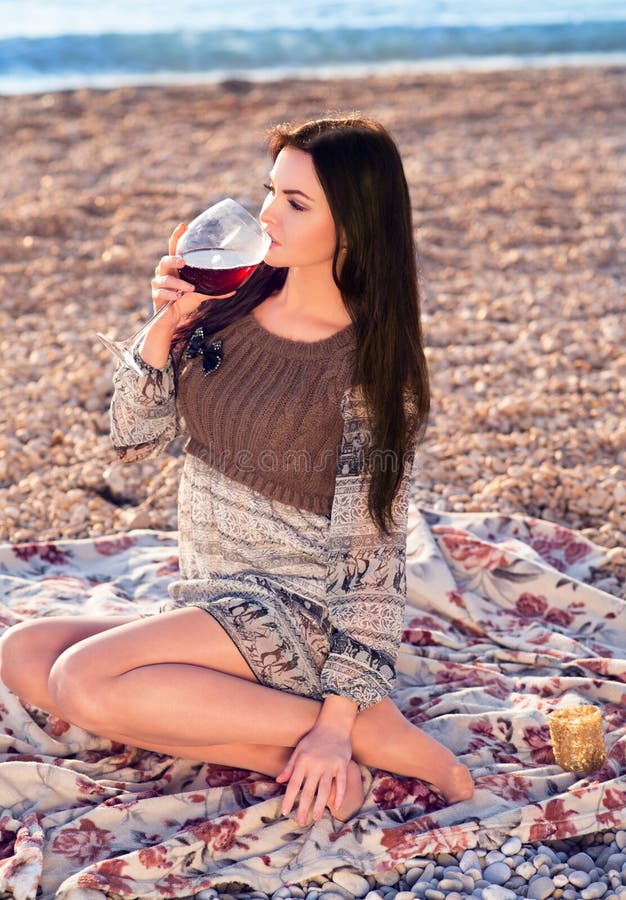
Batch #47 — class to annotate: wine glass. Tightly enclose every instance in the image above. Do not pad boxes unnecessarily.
[96,198,270,375]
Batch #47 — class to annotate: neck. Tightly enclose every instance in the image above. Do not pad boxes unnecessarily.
[277,264,348,325]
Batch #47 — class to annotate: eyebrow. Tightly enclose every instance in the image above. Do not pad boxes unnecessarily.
[268,175,314,202]
[284,189,314,201]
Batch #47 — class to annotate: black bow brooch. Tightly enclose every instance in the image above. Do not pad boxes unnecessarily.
[185,326,224,376]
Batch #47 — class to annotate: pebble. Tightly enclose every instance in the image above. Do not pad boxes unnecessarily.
[528,875,556,900]
[580,884,609,899]
[460,851,481,873]
[595,848,613,868]
[518,861,538,880]
[458,873,476,892]
[484,862,511,886]
[569,871,592,889]
[438,878,463,891]
[331,871,370,898]
[482,887,517,900]
[616,833,626,851]
[570,853,596,872]
[607,854,626,871]
[417,864,435,884]
[375,872,400,887]
[538,846,559,864]
[404,869,421,888]
[501,837,522,857]
[424,890,444,900]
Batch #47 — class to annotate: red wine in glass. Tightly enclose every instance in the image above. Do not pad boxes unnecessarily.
[178,248,258,295]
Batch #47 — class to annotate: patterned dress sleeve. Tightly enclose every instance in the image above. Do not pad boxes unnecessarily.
[320,386,415,711]
[109,350,180,462]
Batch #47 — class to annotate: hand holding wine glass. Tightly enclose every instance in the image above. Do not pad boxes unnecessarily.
[97,198,270,374]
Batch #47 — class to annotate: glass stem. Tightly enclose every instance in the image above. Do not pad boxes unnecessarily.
[128,298,176,350]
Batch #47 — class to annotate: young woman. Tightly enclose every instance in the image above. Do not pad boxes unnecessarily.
[0,116,473,828]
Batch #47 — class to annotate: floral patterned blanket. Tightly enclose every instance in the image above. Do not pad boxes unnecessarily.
[0,507,624,900]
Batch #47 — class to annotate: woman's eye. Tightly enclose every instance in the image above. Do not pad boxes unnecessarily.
[263,183,305,212]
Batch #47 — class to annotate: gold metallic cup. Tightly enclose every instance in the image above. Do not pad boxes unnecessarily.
[548,705,606,775]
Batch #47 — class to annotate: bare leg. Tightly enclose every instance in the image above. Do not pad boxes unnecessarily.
[0,615,365,819]
[0,611,472,809]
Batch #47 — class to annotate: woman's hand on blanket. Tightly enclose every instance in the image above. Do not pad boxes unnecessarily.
[276,725,352,827]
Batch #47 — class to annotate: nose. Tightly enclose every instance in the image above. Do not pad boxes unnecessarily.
[259,192,277,226]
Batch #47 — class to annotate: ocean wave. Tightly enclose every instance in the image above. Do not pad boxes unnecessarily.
[2,21,626,80]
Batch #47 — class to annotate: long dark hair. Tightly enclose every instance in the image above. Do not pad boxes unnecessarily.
[173,115,430,534]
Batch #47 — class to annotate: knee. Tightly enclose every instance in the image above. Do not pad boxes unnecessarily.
[48,646,106,732]
[0,620,43,696]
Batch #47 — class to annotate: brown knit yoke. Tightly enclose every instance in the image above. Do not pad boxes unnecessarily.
[177,312,357,515]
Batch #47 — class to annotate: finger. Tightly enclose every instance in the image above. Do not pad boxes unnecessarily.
[152,274,196,293]
[276,749,297,784]
[151,287,185,312]
[154,254,186,278]
[296,779,319,827]
[281,768,304,817]
[332,767,348,810]
[168,222,187,257]
[312,774,334,822]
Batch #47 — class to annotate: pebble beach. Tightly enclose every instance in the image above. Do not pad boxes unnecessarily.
[0,65,625,899]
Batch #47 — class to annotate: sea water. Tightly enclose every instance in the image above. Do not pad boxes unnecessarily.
[1,0,625,94]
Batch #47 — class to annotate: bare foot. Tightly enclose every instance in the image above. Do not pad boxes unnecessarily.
[327,759,364,821]
[438,763,474,803]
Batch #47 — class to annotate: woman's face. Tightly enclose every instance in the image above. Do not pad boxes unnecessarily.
[259,147,338,271]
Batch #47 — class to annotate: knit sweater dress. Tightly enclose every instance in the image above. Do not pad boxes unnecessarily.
[110,311,415,711]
